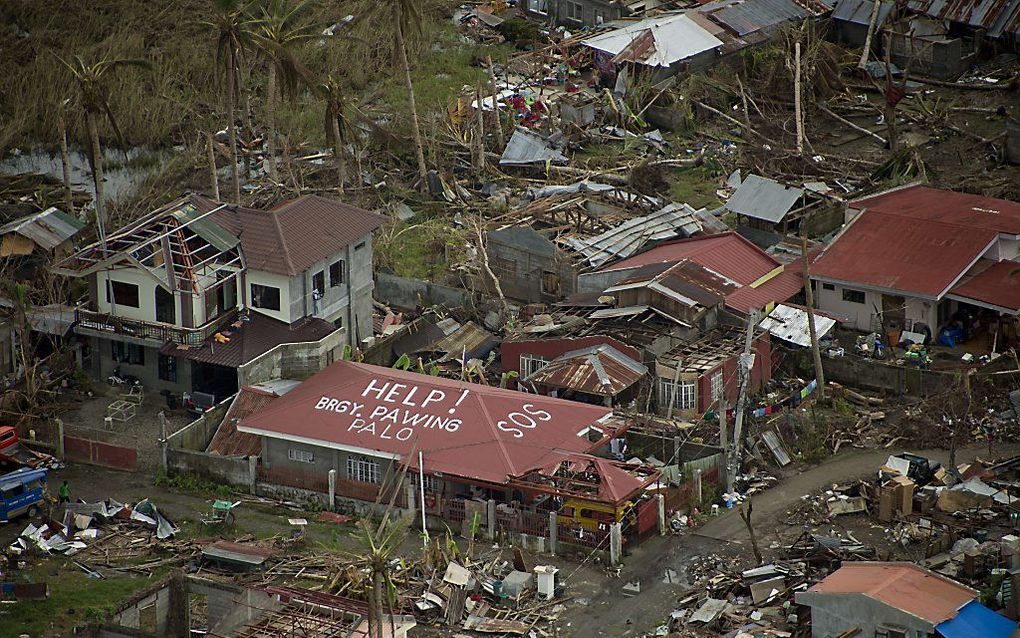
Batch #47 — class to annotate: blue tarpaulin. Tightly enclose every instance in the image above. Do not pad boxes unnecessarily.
[937,600,1017,638]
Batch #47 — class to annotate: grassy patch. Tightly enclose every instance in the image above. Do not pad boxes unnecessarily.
[375,216,468,282]
[0,561,155,638]
[669,164,724,209]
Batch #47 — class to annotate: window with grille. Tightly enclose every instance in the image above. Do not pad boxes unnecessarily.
[412,473,438,492]
[158,354,177,382]
[288,449,314,463]
[329,260,345,287]
[842,288,866,304]
[492,256,517,281]
[710,372,723,402]
[112,341,145,366]
[659,378,696,411]
[520,355,550,379]
[347,456,381,484]
[566,0,583,19]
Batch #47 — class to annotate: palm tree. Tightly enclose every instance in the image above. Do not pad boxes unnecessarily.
[315,75,360,191]
[56,54,152,254]
[250,0,316,182]
[208,0,253,203]
[390,0,429,190]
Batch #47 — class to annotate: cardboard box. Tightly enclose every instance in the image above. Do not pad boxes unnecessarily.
[890,475,915,516]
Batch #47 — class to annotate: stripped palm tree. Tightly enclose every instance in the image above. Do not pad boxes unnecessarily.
[55,53,152,254]
[207,0,253,203]
[315,75,359,191]
[250,0,316,182]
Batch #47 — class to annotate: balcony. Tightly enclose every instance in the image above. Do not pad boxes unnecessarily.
[75,308,238,346]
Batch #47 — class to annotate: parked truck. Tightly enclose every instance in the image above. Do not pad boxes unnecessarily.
[0,467,48,522]
[0,426,58,471]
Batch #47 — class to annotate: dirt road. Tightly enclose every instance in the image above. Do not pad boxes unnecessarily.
[558,441,1016,637]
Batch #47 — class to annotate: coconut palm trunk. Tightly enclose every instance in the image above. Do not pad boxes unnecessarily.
[85,110,107,250]
[395,16,428,189]
[227,55,241,202]
[330,111,347,190]
[265,64,278,181]
[57,114,74,214]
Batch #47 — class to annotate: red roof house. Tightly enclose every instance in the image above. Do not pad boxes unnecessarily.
[811,185,1020,333]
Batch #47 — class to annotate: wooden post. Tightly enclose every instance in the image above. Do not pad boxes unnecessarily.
[488,56,505,150]
[206,132,220,201]
[802,235,826,402]
[794,42,804,155]
[474,82,486,176]
[858,0,883,70]
[731,310,758,492]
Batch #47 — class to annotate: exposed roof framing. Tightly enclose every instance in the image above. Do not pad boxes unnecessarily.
[657,328,751,373]
[52,197,243,295]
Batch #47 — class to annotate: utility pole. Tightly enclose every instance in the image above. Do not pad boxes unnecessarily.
[802,235,826,402]
[729,309,758,495]
[794,41,804,155]
[719,383,730,493]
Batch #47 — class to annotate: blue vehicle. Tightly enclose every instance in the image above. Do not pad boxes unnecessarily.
[0,467,48,523]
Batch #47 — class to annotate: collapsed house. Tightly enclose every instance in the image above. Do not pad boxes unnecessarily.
[51,193,383,398]
[811,185,1020,349]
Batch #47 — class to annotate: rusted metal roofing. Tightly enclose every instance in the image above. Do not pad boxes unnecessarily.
[725,246,821,314]
[606,259,741,309]
[516,455,661,504]
[0,207,83,252]
[193,193,386,276]
[524,344,648,396]
[598,232,781,287]
[850,185,1020,235]
[833,0,895,24]
[208,385,282,456]
[160,311,338,368]
[803,562,975,624]
[583,13,724,67]
[759,303,837,347]
[429,321,499,362]
[948,259,1020,312]
[238,361,624,487]
[906,0,1020,39]
[811,211,997,297]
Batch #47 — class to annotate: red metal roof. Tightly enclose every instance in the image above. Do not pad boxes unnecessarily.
[528,455,659,504]
[525,344,648,396]
[598,232,781,286]
[851,185,1020,236]
[207,386,278,456]
[811,212,997,297]
[807,562,975,624]
[193,193,387,276]
[725,248,820,314]
[238,361,622,486]
[949,259,1020,312]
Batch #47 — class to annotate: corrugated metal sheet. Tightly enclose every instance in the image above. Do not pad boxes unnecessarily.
[850,185,1020,235]
[563,203,707,269]
[811,211,998,297]
[833,0,895,25]
[759,303,837,347]
[525,344,647,396]
[700,0,830,36]
[599,231,781,287]
[907,0,1020,39]
[806,562,976,624]
[207,386,281,456]
[583,13,723,67]
[725,174,804,223]
[0,207,84,251]
[500,128,568,166]
[431,321,499,362]
[948,259,1020,312]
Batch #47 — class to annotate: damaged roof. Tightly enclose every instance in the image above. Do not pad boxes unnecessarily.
[207,381,300,456]
[605,259,741,309]
[759,303,837,347]
[725,174,804,223]
[833,0,895,24]
[0,207,83,254]
[500,128,569,166]
[906,0,1020,39]
[699,0,831,37]
[562,203,711,269]
[582,13,723,67]
[516,455,661,504]
[524,344,648,396]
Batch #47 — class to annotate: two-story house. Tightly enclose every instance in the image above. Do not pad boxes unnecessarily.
[52,193,385,399]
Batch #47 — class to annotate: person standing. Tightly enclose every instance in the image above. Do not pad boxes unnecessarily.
[58,480,70,504]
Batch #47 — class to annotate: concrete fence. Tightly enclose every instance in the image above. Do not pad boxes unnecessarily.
[238,327,346,387]
[375,273,475,311]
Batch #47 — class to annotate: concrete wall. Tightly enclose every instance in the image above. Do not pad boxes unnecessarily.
[526,0,623,27]
[889,32,971,79]
[88,336,194,396]
[814,282,937,333]
[375,273,474,311]
[797,592,936,638]
[578,268,634,295]
[486,228,576,304]
[262,437,397,482]
[804,350,953,396]
[167,448,252,485]
[237,327,345,385]
[167,398,231,450]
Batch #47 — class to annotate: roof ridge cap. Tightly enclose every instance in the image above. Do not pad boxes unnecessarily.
[270,211,297,276]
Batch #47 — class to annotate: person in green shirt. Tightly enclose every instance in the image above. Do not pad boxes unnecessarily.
[58,480,70,504]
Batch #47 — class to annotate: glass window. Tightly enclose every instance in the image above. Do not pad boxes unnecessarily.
[520,355,550,379]
[329,260,344,287]
[842,288,866,304]
[347,455,381,484]
[659,378,696,411]
[158,355,177,382]
[566,0,583,20]
[106,280,140,308]
[112,342,145,365]
[312,271,325,295]
[531,0,548,13]
[710,371,723,401]
[288,449,314,463]
[251,283,281,311]
[822,283,835,291]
